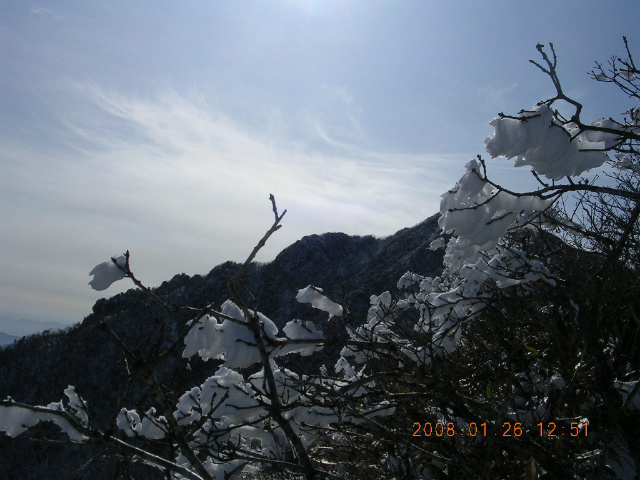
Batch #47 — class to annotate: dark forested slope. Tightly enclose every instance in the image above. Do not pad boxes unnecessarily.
[0,215,442,479]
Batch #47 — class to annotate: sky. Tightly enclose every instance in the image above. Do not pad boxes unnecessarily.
[1,1,638,337]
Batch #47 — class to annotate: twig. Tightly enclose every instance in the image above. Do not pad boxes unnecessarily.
[225,195,316,479]
[230,194,286,286]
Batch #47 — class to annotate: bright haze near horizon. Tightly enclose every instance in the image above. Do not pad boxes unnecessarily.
[1,1,638,337]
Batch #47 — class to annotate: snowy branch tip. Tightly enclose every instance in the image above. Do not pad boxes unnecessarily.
[89,253,127,291]
[295,286,344,318]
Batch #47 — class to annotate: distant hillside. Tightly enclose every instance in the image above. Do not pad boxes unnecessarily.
[0,332,19,347]
[0,214,443,479]
[0,316,67,338]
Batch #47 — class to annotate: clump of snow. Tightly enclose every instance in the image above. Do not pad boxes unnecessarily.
[615,153,640,173]
[397,271,425,290]
[439,159,551,271]
[614,380,640,410]
[88,254,127,291]
[0,387,90,442]
[617,69,638,81]
[429,237,446,250]
[117,407,167,439]
[0,405,46,438]
[63,386,89,427]
[484,104,611,180]
[547,373,566,392]
[296,286,343,318]
[274,319,324,357]
[174,367,262,428]
[182,300,278,369]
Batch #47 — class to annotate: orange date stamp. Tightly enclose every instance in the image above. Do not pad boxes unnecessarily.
[412,420,588,438]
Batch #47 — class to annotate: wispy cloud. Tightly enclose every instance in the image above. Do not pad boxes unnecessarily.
[479,82,518,110]
[319,84,367,142]
[30,6,64,20]
[67,83,455,237]
[0,82,461,332]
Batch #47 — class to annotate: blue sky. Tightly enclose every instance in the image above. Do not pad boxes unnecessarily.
[1,1,638,336]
